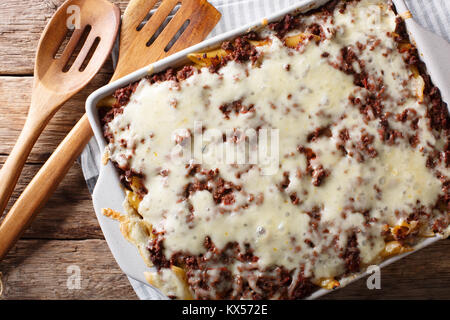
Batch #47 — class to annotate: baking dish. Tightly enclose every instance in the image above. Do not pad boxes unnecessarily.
[86,0,450,299]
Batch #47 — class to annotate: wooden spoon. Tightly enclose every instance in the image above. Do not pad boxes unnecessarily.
[0,0,221,260]
[0,0,120,215]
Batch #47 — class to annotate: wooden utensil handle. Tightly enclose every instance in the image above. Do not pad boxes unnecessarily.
[0,114,92,260]
[0,115,49,216]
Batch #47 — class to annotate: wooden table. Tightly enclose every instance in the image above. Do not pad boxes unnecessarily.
[0,0,449,300]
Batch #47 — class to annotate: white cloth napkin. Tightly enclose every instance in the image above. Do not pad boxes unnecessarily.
[78,0,450,299]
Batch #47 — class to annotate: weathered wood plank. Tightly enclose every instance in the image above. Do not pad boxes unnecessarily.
[0,74,107,240]
[1,161,104,240]
[322,239,450,300]
[0,239,137,299]
[0,239,449,299]
[0,74,110,163]
[0,0,132,75]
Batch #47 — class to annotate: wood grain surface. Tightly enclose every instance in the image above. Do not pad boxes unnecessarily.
[0,0,449,300]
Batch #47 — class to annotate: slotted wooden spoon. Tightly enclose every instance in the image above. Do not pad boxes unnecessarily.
[0,0,120,215]
[0,0,221,260]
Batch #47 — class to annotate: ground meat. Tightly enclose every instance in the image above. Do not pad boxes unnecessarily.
[297,145,331,186]
[112,163,148,196]
[251,267,293,299]
[183,180,208,199]
[341,233,360,273]
[443,140,450,168]
[394,17,450,133]
[98,110,114,143]
[308,23,324,38]
[436,178,450,211]
[288,270,316,300]
[339,128,350,142]
[147,68,178,83]
[177,65,196,81]
[427,87,450,132]
[378,116,403,145]
[219,100,255,119]
[297,145,330,186]
[396,108,417,122]
[349,92,384,121]
[426,150,441,169]
[432,218,449,234]
[357,132,378,159]
[307,126,332,142]
[394,17,408,41]
[213,178,236,205]
[335,44,389,123]
[409,133,420,148]
[297,0,353,24]
[279,171,290,190]
[156,236,319,300]
[113,82,139,108]
[297,145,317,161]
[278,172,303,204]
[322,0,342,14]
[311,165,330,187]
[231,34,260,63]
[290,192,301,205]
[334,46,368,88]
[182,167,238,206]
[268,14,301,38]
[99,81,139,132]
[145,65,198,84]
[209,33,261,72]
[186,163,202,177]
[392,225,411,241]
[148,232,169,269]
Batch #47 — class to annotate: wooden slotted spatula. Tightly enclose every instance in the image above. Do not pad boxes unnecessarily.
[0,0,120,216]
[0,0,221,260]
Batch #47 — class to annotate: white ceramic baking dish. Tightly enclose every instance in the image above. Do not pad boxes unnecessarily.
[85,0,450,299]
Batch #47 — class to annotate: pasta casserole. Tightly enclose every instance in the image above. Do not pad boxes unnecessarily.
[99,0,450,299]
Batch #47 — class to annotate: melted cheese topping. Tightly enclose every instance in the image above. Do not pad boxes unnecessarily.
[104,0,449,296]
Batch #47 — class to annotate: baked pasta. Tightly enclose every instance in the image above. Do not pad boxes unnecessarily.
[99,0,450,299]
